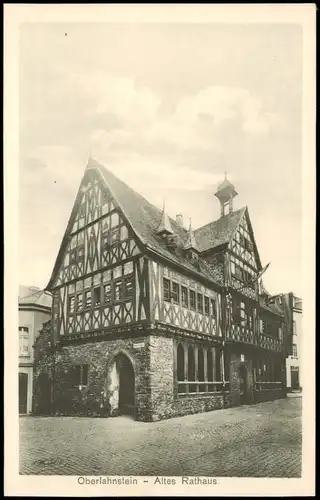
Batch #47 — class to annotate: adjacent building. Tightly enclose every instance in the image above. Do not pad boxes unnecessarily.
[283,293,302,391]
[33,158,288,421]
[19,286,52,413]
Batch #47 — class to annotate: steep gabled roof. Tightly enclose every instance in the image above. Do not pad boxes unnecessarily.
[194,208,246,253]
[47,158,224,289]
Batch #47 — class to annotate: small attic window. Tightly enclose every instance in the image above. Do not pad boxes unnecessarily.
[166,234,178,249]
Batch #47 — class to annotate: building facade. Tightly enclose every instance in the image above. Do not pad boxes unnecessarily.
[284,293,302,391]
[19,286,52,414]
[33,158,288,421]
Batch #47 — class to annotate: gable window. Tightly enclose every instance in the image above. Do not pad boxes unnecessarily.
[124,277,133,299]
[84,290,92,308]
[79,203,85,218]
[189,290,196,310]
[70,249,77,265]
[114,281,123,301]
[197,293,203,313]
[77,293,83,310]
[204,296,210,315]
[68,296,75,314]
[102,234,111,251]
[111,227,120,243]
[74,364,89,386]
[104,283,112,303]
[163,278,170,302]
[171,282,180,305]
[181,286,188,308]
[93,286,101,306]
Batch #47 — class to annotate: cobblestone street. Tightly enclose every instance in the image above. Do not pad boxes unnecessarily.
[19,395,301,477]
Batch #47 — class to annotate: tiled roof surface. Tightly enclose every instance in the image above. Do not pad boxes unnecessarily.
[194,208,246,253]
[90,159,225,286]
[19,285,52,308]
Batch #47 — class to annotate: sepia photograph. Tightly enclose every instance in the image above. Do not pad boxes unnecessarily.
[4,4,315,497]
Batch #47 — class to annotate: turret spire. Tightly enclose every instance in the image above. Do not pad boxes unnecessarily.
[156,200,174,236]
[184,219,198,251]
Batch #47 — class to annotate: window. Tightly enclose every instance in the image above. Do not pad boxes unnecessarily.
[177,344,184,382]
[163,278,170,302]
[111,212,119,228]
[190,290,196,310]
[77,246,84,262]
[74,364,89,386]
[233,297,241,323]
[171,282,180,304]
[278,327,283,342]
[293,321,296,335]
[114,281,123,301]
[111,227,120,243]
[204,296,210,315]
[85,291,92,308]
[124,278,133,298]
[240,302,246,326]
[70,249,77,265]
[77,293,83,310]
[79,203,85,217]
[181,286,188,308]
[68,296,75,314]
[197,293,203,313]
[102,234,111,251]
[211,298,216,317]
[120,225,128,241]
[93,286,101,306]
[19,326,29,333]
[104,283,112,303]
[292,344,298,357]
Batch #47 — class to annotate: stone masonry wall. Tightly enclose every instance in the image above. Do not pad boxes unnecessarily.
[35,336,153,422]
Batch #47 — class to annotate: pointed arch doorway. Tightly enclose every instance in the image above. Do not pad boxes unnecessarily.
[107,352,135,418]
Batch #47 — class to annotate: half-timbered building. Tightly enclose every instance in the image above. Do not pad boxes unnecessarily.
[34,157,287,421]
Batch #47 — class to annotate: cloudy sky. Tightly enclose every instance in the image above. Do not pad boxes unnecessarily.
[19,22,302,296]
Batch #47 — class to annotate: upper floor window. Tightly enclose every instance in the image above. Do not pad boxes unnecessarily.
[210,298,216,317]
[163,278,170,302]
[292,344,298,357]
[84,290,92,308]
[293,321,296,335]
[181,286,188,308]
[19,326,29,333]
[204,296,210,315]
[114,281,123,301]
[93,286,101,306]
[124,277,133,299]
[197,293,203,313]
[77,293,83,310]
[190,290,196,310]
[171,282,180,305]
[68,296,75,314]
[104,283,112,303]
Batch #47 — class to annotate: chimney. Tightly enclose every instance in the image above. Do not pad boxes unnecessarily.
[176,214,184,228]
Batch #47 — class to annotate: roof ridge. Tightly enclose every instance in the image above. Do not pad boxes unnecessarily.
[194,206,246,232]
